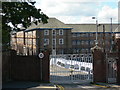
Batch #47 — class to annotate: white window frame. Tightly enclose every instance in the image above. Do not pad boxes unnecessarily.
[72,40,76,45]
[52,29,56,36]
[52,38,56,46]
[59,29,64,35]
[44,38,49,45]
[44,30,49,35]
[59,38,64,45]
[81,41,84,45]
[77,40,80,45]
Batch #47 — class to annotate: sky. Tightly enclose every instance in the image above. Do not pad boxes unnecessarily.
[35,0,119,24]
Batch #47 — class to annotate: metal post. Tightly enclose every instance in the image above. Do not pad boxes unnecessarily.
[110,18,113,52]
[103,25,105,53]
[92,17,98,46]
[96,20,98,45]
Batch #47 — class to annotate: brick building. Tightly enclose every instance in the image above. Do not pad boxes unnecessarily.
[11,18,119,55]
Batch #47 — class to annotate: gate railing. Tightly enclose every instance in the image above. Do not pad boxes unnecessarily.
[50,53,93,84]
[106,53,118,83]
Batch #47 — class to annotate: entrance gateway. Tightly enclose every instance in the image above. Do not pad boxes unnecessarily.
[50,54,93,84]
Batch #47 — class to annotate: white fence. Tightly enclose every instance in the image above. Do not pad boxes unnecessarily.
[50,54,93,84]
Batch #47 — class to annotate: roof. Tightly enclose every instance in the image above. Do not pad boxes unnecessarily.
[27,18,72,30]
[67,24,119,33]
[22,17,119,33]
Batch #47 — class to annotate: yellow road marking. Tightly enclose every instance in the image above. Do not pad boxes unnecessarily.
[56,85,64,90]
[94,84,110,88]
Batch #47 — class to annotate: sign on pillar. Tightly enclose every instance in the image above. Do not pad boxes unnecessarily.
[39,53,44,59]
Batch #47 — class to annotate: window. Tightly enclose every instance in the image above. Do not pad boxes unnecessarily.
[44,30,49,35]
[44,38,49,45]
[90,40,94,45]
[72,33,80,37]
[85,33,89,37]
[52,39,56,46]
[59,29,64,35]
[85,41,89,44]
[90,33,93,37]
[77,33,80,37]
[59,39,64,45]
[72,40,76,45]
[52,30,56,36]
[33,39,36,45]
[81,41,84,45]
[77,40,80,45]
[72,33,76,37]
[81,33,86,37]
[81,49,85,52]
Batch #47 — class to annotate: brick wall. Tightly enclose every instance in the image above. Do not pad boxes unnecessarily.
[92,49,106,83]
[116,39,120,84]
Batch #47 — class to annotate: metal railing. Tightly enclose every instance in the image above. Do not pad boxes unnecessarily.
[50,54,93,84]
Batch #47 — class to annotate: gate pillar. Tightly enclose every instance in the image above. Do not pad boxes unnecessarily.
[40,50,50,83]
[91,46,106,83]
[116,35,120,84]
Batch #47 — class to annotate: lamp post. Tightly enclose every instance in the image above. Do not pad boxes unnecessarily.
[92,17,98,46]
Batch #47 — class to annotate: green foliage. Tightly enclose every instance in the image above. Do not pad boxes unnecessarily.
[2,1,49,48]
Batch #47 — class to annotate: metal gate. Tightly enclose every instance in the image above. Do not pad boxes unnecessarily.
[107,57,117,83]
[50,54,93,84]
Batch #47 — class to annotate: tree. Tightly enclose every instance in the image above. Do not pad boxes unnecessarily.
[2,1,49,49]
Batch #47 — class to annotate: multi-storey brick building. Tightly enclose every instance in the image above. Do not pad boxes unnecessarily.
[11,18,119,55]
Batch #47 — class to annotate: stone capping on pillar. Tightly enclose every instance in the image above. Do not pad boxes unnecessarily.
[91,45,107,83]
[91,45,103,52]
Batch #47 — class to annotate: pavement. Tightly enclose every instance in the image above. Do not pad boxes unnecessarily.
[2,81,120,90]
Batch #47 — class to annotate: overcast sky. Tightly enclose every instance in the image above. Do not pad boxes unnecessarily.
[35,0,119,24]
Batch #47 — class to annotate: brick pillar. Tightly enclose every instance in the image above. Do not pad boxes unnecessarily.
[116,38,120,84]
[92,46,106,83]
[41,50,50,83]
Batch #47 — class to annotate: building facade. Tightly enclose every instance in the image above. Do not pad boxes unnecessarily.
[11,18,120,55]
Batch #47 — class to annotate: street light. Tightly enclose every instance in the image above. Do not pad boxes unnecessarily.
[92,17,98,46]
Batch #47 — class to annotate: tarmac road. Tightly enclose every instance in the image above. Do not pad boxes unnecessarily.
[2,81,120,90]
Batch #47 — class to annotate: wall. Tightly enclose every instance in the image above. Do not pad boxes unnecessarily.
[2,51,11,83]
[116,39,120,84]
[2,50,50,83]
[11,55,41,82]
